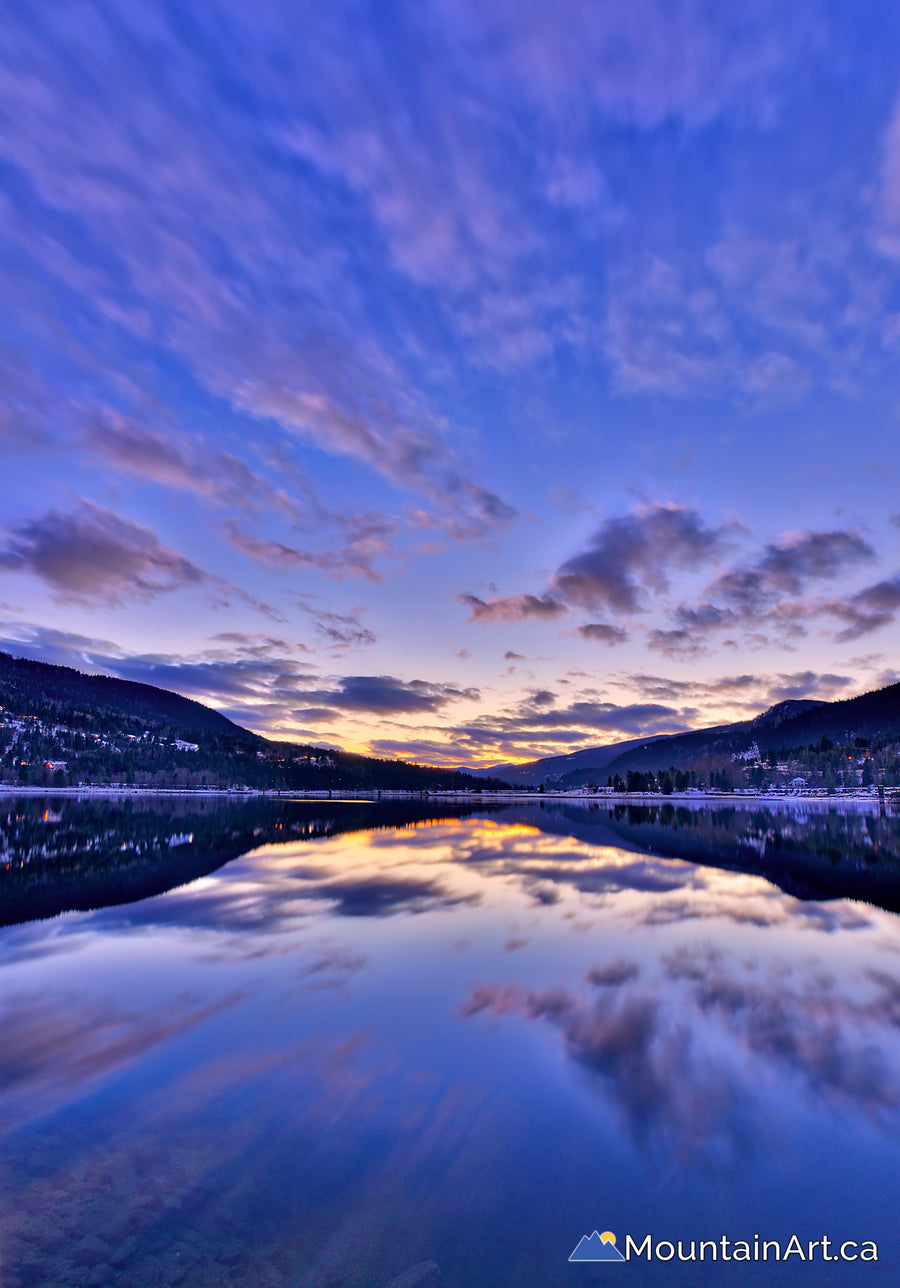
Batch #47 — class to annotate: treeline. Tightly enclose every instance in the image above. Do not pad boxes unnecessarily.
[751,734,900,792]
[0,725,507,792]
[599,767,735,795]
[573,734,900,795]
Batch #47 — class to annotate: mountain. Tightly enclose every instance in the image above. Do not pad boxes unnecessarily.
[0,651,508,793]
[749,684,900,744]
[750,698,825,729]
[489,683,900,791]
[486,735,669,787]
[555,683,900,787]
[0,651,249,736]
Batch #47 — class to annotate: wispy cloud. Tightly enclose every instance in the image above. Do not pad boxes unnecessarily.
[552,504,738,613]
[304,675,480,716]
[440,0,822,129]
[605,217,886,399]
[308,608,377,650]
[443,694,696,760]
[81,410,305,520]
[578,622,629,645]
[222,520,392,583]
[0,1,520,555]
[710,529,876,610]
[824,575,900,642]
[460,504,738,632]
[0,503,205,605]
[652,528,882,650]
[459,592,568,622]
[622,667,855,710]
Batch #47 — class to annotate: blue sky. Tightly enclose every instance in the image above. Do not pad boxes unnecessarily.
[2,0,900,766]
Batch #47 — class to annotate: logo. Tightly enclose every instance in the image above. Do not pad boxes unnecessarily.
[568,1231,879,1265]
[570,1231,625,1262]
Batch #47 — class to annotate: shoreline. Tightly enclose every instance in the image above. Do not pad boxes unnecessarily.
[0,784,896,813]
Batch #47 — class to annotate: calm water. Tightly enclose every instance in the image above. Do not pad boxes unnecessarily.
[3,795,900,1286]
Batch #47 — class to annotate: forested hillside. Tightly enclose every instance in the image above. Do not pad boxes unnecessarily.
[0,652,506,792]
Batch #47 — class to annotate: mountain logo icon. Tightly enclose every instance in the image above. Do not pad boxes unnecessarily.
[569,1230,625,1262]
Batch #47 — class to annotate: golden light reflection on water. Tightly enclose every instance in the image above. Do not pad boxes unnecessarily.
[227,813,885,942]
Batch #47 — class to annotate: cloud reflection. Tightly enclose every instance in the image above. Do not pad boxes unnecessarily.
[0,989,244,1110]
[462,980,746,1163]
[462,946,900,1165]
[93,867,479,940]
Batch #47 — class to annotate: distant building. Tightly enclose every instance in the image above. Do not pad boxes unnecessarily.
[174,740,199,752]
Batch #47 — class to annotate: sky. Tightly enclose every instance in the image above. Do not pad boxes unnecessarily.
[2,0,900,768]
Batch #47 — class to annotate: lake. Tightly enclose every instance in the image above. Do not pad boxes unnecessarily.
[2,794,900,1286]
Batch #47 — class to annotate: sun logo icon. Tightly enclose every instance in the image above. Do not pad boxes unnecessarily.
[569,1229,626,1262]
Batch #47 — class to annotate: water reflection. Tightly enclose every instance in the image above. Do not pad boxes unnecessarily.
[461,949,900,1165]
[2,798,900,1285]
[0,796,505,927]
[4,794,900,928]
